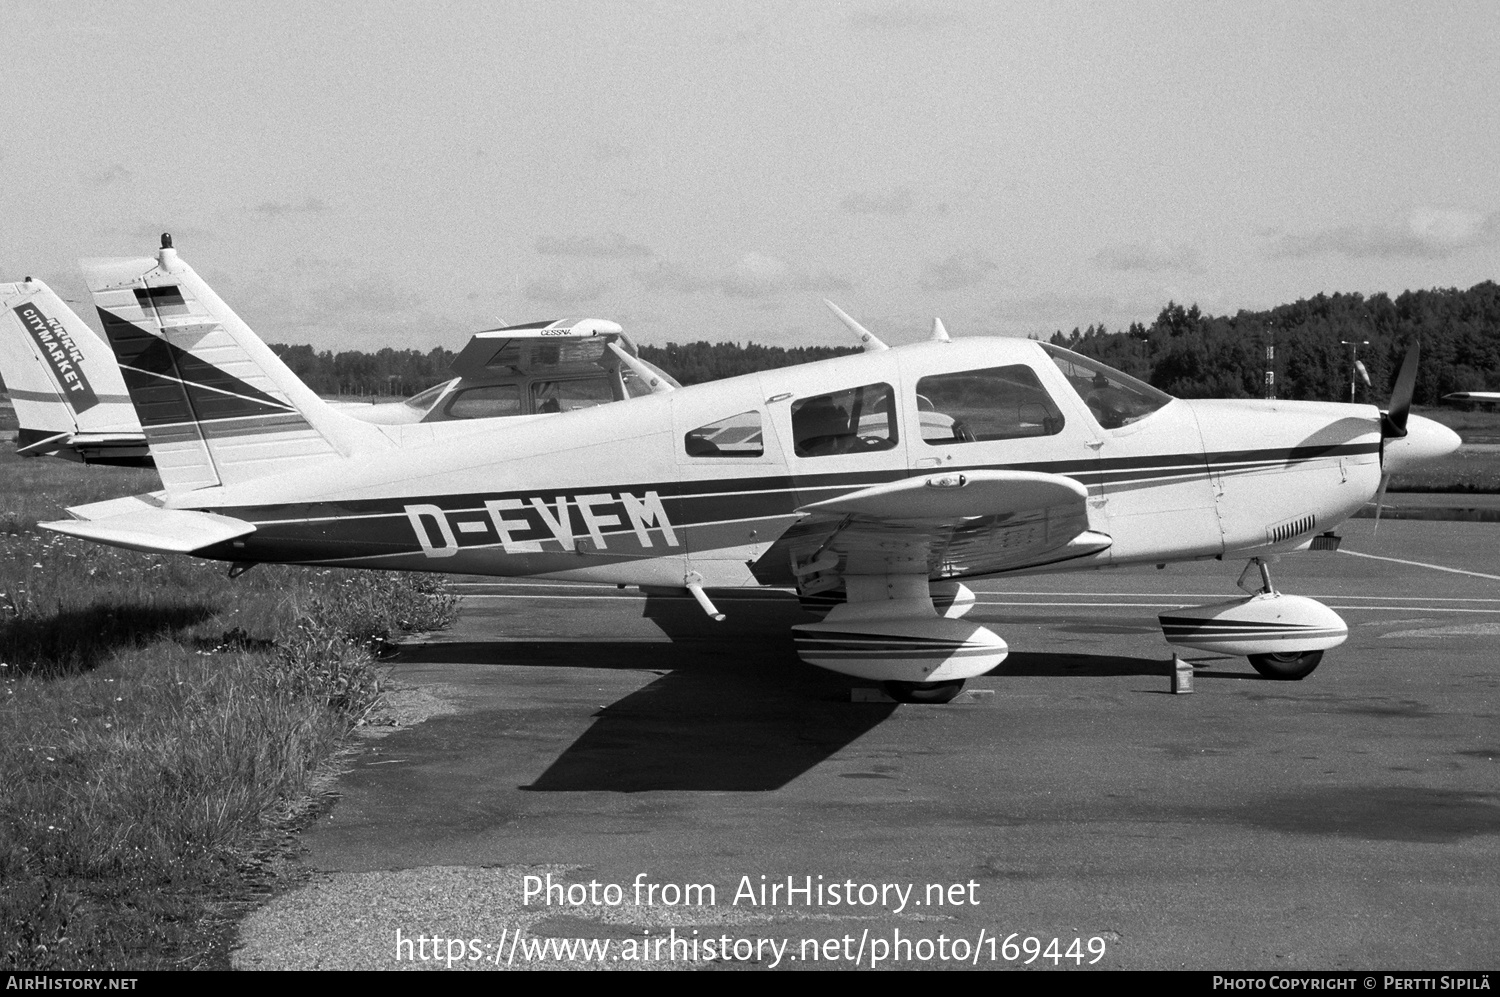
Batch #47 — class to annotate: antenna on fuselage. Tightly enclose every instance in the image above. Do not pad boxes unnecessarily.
[931,317,950,342]
[822,300,888,352]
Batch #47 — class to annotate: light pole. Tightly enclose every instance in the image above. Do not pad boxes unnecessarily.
[1339,339,1369,403]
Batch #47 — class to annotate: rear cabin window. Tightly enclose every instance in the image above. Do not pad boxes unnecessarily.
[915,365,1065,445]
[790,382,898,457]
[685,411,765,458]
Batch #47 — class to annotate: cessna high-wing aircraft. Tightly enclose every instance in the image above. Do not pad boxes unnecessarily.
[40,238,1461,701]
[1,273,673,464]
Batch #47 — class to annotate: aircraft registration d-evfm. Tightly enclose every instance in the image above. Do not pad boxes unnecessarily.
[41,237,1461,702]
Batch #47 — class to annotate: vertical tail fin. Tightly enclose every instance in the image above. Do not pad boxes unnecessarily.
[80,238,382,492]
[0,278,147,462]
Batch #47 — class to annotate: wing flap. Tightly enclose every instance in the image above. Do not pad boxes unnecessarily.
[40,509,255,555]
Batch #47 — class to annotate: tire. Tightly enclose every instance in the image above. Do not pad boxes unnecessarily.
[882,679,966,704]
[1247,650,1324,681]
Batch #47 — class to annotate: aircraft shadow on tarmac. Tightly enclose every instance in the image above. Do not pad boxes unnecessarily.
[398,591,898,792]
[996,651,1266,681]
[393,591,1250,792]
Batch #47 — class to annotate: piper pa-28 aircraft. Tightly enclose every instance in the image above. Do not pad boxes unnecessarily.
[39,238,1461,702]
[0,272,674,465]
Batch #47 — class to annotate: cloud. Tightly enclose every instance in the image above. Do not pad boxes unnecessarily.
[718,252,798,298]
[593,142,633,162]
[838,188,914,216]
[253,197,331,217]
[535,233,653,258]
[1266,208,1500,260]
[920,251,998,291]
[712,25,768,45]
[846,2,975,33]
[634,260,707,295]
[1093,240,1203,273]
[86,164,132,186]
[993,292,1122,321]
[636,253,851,300]
[523,275,611,306]
[309,272,423,319]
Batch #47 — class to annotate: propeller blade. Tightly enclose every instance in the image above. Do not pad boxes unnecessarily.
[1380,340,1420,440]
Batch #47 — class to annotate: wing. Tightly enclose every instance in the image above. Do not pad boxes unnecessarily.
[774,470,1112,589]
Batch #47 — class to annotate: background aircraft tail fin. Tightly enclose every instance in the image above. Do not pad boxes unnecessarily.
[0,278,144,457]
[80,237,379,493]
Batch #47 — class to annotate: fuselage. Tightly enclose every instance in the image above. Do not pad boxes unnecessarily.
[163,337,1411,590]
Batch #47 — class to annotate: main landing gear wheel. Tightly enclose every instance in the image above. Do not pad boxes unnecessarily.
[1247,650,1324,681]
[882,679,966,704]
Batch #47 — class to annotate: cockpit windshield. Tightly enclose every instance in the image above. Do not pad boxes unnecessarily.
[1041,344,1172,430]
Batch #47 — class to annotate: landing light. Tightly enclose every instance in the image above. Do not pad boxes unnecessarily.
[926,474,967,489]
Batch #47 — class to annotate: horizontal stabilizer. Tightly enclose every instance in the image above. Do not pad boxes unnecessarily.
[799,470,1088,520]
[40,509,255,555]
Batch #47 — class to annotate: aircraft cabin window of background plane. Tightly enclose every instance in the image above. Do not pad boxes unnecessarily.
[684,410,765,458]
[915,364,1067,444]
[790,382,899,457]
[531,376,615,413]
[443,384,522,419]
[1041,343,1172,430]
[402,379,455,417]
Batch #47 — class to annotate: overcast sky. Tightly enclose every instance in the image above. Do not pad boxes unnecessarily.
[4,1,1498,352]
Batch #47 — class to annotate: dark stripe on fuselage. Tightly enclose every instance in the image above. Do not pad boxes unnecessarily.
[200,439,1379,565]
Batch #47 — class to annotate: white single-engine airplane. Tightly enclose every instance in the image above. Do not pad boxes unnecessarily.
[40,238,1461,701]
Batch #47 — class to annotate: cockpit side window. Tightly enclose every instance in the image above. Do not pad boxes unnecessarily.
[790,382,898,457]
[685,410,764,458]
[1041,344,1172,430]
[915,365,1065,445]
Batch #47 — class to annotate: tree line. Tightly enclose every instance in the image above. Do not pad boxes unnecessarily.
[264,340,862,396]
[249,279,1497,405]
[1049,281,1500,406]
